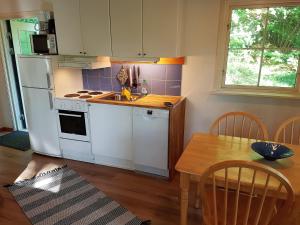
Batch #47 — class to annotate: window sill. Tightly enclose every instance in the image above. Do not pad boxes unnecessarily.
[211,89,300,100]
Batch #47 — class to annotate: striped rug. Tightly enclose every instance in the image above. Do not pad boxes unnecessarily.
[6,166,149,225]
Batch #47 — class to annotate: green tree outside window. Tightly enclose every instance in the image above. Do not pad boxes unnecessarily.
[225,6,300,88]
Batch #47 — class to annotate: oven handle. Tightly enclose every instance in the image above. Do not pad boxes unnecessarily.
[58,113,83,118]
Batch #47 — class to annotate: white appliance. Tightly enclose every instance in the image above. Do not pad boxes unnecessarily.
[132,107,169,177]
[54,91,108,163]
[19,55,61,157]
[55,99,90,142]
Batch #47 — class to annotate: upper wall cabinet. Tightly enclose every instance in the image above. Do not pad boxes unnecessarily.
[53,0,82,55]
[110,0,143,58]
[80,0,111,56]
[143,0,183,57]
[53,0,112,56]
[110,0,183,58]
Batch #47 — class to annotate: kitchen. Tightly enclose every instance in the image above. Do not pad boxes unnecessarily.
[0,1,299,225]
[19,54,185,178]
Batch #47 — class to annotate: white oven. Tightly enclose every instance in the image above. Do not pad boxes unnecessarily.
[55,98,94,163]
[55,98,91,142]
[57,110,90,142]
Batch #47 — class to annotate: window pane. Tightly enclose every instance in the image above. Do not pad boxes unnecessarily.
[266,6,300,49]
[225,49,261,86]
[229,8,267,49]
[19,30,35,55]
[259,50,299,87]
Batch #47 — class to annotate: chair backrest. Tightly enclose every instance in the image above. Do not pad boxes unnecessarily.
[199,160,295,225]
[274,116,300,145]
[210,112,269,140]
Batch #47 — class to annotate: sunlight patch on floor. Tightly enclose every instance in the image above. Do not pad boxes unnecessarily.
[14,161,64,193]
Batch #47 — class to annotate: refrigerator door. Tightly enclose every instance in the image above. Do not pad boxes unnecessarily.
[19,56,54,89]
[22,87,61,157]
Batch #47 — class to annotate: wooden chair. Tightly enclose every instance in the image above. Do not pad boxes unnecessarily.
[274,116,300,145]
[209,112,269,141]
[199,160,295,225]
[195,112,269,208]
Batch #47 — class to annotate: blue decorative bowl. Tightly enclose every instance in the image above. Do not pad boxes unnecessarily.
[251,142,294,161]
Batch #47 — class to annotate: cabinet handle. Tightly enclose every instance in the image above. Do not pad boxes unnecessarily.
[84,52,87,55]
[48,91,53,110]
[143,53,147,56]
[138,53,141,56]
[147,110,153,115]
[46,72,51,88]
[80,51,83,54]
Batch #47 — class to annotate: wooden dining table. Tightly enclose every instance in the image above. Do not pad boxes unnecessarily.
[175,133,300,225]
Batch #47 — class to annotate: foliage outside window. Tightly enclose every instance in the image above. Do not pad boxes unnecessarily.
[19,30,35,55]
[224,5,300,89]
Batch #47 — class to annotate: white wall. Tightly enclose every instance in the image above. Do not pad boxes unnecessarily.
[0,0,52,18]
[181,0,300,144]
[54,69,83,97]
[0,54,13,128]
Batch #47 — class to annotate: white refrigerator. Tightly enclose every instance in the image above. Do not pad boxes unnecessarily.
[19,55,61,157]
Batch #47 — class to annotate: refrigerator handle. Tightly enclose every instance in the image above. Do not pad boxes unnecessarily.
[46,72,51,88]
[48,91,54,110]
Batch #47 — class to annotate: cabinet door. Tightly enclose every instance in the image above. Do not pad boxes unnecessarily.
[110,0,142,57]
[143,0,182,57]
[53,0,83,55]
[22,88,61,157]
[89,104,133,169]
[80,0,112,56]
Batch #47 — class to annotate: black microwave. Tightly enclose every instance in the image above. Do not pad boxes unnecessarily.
[30,34,58,55]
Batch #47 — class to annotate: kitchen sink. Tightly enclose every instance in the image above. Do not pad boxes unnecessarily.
[100,93,144,102]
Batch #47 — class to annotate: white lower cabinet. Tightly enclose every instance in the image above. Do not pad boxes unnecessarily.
[132,108,169,177]
[89,103,134,170]
[89,103,170,177]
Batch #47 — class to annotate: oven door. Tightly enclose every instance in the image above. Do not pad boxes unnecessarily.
[57,110,90,142]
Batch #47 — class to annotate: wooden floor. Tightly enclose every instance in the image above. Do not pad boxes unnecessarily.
[0,145,200,225]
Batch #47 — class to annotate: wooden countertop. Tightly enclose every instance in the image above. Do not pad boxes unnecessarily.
[87,93,184,110]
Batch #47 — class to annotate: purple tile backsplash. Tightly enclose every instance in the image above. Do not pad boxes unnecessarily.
[82,63,182,96]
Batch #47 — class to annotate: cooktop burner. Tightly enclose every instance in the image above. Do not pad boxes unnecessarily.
[89,91,103,95]
[79,95,93,99]
[77,91,89,94]
[64,94,80,98]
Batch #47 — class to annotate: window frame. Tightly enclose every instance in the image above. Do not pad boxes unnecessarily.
[215,0,300,95]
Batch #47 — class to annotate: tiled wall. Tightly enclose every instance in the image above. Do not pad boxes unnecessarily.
[82,64,182,96]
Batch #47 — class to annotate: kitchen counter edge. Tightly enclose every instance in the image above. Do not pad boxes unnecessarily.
[87,94,186,110]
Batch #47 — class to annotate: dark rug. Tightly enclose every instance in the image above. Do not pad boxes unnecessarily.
[5,166,150,225]
[0,131,30,151]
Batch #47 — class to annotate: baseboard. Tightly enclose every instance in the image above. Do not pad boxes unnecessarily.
[0,127,14,132]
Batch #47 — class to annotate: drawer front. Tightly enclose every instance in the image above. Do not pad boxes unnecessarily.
[60,139,94,162]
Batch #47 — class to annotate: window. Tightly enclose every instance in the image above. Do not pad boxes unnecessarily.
[19,30,35,55]
[219,1,300,93]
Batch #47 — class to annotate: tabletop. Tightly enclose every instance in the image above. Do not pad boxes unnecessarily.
[175,133,300,195]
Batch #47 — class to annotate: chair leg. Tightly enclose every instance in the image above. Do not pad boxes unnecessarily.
[195,183,201,209]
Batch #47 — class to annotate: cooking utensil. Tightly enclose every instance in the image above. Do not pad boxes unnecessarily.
[129,66,133,87]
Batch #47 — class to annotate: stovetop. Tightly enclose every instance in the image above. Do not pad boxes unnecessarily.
[56,90,109,101]
[55,90,110,112]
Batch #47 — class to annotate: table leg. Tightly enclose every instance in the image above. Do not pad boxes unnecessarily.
[180,172,190,225]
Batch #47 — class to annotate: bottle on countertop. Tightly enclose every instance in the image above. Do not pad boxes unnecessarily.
[141,80,148,95]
